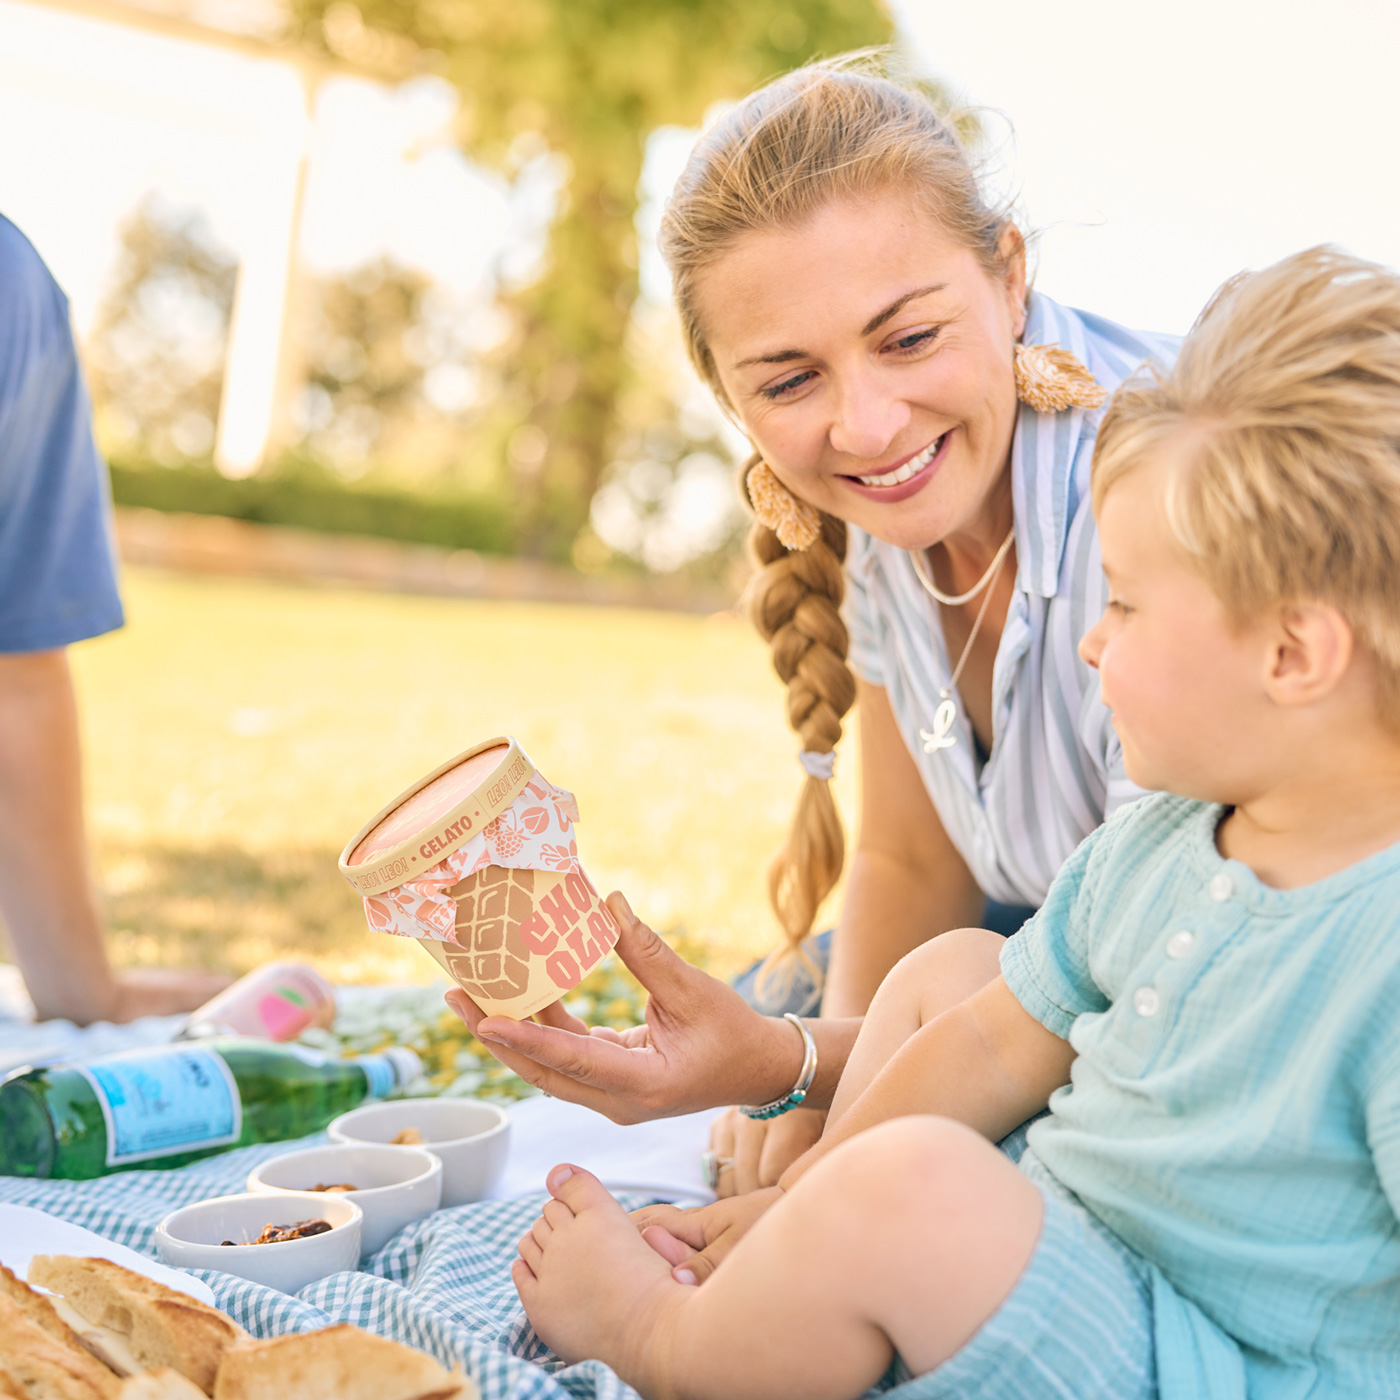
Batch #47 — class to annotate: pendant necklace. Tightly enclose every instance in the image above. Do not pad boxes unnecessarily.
[910,526,1016,754]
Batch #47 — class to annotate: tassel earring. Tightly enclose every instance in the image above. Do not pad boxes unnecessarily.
[1014,343,1107,414]
[747,460,822,552]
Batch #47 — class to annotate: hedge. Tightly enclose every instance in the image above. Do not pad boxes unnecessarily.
[107,459,516,557]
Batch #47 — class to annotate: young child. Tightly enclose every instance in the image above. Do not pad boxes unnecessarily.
[511,246,1400,1399]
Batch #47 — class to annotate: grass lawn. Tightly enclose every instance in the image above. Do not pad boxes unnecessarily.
[64,568,859,991]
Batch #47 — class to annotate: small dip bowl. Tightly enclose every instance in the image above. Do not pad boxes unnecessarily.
[327,1098,509,1207]
[246,1143,442,1257]
[154,1191,362,1294]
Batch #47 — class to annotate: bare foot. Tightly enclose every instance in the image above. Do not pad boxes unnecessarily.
[514,1163,688,1387]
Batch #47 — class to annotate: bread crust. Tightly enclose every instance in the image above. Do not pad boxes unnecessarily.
[116,1370,208,1400]
[0,1296,121,1400]
[0,1264,89,1355]
[27,1258,239,1396]
[212,1326,476,1400]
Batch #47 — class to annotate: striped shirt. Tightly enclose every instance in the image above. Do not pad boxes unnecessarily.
[845,291,1178,906]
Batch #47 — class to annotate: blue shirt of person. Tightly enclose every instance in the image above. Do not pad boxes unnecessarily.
[0,214,123,652]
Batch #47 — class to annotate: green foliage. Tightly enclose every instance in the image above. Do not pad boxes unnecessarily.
[109,457,516,555]
[297,258,494,476]
[289,0,894,558]
[86,196,238,465]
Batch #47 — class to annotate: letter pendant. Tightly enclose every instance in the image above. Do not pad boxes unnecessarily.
[920,693,958,754]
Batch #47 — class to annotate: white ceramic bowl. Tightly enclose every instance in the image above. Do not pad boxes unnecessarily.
[246,1143,442,1257]
[154,1191,362,1294]
[328,1098,510,1207]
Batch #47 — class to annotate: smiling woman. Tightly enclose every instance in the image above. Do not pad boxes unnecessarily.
[448,55,1178,1194]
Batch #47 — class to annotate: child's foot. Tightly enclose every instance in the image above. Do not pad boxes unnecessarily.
[514,1163,688,1385]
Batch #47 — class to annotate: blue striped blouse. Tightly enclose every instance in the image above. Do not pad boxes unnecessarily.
[845,291,1178,905]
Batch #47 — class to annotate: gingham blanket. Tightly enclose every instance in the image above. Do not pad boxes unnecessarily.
[0,1134,648,1400]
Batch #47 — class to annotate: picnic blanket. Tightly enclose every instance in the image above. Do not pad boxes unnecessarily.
[0,1131,662,1399]
[0,972,722,1399]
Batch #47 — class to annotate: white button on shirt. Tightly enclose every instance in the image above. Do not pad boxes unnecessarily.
[1209,873,1234,902]
[1166,930,1196,959]
[1133,986,1161,1017]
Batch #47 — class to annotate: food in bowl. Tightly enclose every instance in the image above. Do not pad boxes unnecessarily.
[221,1218,333,1246]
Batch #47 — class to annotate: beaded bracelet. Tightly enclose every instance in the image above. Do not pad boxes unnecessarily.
[739,1013,818,1120]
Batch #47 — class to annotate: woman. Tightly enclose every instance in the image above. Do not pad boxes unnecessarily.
[452,56,1175,1198]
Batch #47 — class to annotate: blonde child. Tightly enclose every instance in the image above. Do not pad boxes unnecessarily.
[510,246,1400,1400]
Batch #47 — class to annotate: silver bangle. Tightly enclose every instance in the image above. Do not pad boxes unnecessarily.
[739,1013,818,1120]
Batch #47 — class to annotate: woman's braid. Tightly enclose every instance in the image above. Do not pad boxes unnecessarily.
[746,487,856,976]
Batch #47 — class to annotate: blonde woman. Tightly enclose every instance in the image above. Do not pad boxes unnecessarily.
[452,59,1173,1188]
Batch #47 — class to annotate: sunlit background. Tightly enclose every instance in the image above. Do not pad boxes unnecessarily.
[0,0,1396,984]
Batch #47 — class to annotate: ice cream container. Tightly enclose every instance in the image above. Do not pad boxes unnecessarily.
[180,962,336,1041]
[338,738,620,1020]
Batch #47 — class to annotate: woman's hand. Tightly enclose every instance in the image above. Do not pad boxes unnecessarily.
[707,1106,826,1198]
[444,893,804,1124]
[631,1187,785,1284]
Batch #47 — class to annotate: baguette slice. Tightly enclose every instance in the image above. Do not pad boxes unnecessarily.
[0,1263,91,1356]
[0,1296,121,1400]
[117,1371,208,1400]
[213,1326,477,1400]
[27,1258,241,1396]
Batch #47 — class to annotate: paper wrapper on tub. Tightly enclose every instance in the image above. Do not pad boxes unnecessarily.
[338,738,620,1021]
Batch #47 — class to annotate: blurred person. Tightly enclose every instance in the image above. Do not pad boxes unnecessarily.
[0,213,228,1023]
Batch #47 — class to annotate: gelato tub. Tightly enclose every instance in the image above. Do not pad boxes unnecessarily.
[339,738,620,1020]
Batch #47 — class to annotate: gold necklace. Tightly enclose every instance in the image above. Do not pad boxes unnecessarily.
[915,530,1015,755]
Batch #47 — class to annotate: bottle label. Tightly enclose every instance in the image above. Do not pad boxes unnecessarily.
[355,1054,395,1101]
[77,1047,243,1167]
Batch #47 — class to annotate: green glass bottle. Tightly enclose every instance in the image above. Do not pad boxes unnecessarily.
[0,1040,422,1180]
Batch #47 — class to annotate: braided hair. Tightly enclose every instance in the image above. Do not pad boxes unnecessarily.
[743,464,855,977]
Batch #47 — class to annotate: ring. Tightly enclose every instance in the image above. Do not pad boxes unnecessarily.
[700,1151,735,1191]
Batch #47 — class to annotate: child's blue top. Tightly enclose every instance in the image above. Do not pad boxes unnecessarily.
[1002,793,1400,1400]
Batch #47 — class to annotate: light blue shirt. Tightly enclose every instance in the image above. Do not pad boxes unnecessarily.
[1004,794,1400,1399]
[844,292,1177,905]
[0,215,123,652]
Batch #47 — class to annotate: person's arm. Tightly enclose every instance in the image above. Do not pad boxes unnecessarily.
[635,974,1072,1281]
[786,974,1073,1187]
[821,680,983,1018]
[0,649,229,1023]
[446,893,862,1123]
[705,681,983,1194]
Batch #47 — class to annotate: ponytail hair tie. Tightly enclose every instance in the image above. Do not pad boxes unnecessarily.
[799,749,835,781]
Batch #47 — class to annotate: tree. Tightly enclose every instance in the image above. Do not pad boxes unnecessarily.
[296,258,492,476]
[289,0,893,558]
[86,196,238,465]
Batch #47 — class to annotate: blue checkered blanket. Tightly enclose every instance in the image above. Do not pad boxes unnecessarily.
[0,1135,649,1400]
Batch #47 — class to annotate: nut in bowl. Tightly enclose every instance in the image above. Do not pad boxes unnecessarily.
[154,1191,361,1294]
[339,737,621,1022]
[328,1098,509,1208]
[246,1143,443,1257]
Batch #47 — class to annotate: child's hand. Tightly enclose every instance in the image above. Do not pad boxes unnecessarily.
[629,1186,784,1284]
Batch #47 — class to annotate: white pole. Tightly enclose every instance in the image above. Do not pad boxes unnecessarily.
[215,61,312,478]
